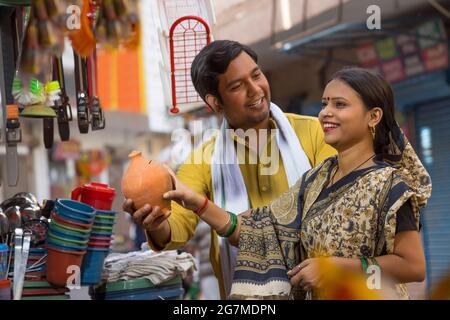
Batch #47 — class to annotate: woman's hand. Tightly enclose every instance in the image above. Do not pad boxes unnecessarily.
[162,165,205,212]
[287,258,327,291]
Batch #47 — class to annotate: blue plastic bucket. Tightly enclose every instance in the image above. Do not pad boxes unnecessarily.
[0,244,8,279]
[80,249,111,285]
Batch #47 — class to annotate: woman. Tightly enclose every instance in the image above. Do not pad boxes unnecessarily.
[159,67,431,299]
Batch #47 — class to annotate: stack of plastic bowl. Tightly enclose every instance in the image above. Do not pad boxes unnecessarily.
[20,280,70,300]
[80,209,116,285]
[7,250,70,300]
[45,199,95,287]
[8,247,48,276]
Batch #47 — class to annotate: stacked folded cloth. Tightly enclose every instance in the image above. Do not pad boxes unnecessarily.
[90,250,197,300]
[103,250,196,285]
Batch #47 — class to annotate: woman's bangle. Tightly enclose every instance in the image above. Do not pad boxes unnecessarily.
[194,196,209,216]
[223,212,238,238]
[360,257,369,273]
[217,211,237,238]
[369,257,380,269]
[217,212,231,235]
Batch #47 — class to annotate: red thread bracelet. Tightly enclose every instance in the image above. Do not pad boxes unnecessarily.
[195,196,209,216]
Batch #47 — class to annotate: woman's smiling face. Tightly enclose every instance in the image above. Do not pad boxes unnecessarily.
[318,79,374,151]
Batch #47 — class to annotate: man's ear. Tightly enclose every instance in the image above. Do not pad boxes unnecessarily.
[205,94,222,113]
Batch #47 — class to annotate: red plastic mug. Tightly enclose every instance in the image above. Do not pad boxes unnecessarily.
[71,182,116,211]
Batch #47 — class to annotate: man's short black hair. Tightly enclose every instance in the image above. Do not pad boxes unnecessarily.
[191,40,258,103]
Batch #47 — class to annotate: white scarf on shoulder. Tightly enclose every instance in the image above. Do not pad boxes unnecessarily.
[211,102,312,298]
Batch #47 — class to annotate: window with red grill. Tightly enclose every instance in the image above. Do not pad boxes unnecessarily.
[169,16,211,114]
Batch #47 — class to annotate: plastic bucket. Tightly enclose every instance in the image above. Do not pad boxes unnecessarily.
[49,225,91,241]
[0,244,8,279]
[80,249,110,285]
[51,212,93,230]
[46,247,86,287]
[54,199,95,224]
[50,218,91,234]
[45,238,87,252]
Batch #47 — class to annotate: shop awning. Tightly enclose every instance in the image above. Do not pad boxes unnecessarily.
[279,16,449,63]
[278,15,450,89]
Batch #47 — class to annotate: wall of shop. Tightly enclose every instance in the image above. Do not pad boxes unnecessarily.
[267,47,357,113]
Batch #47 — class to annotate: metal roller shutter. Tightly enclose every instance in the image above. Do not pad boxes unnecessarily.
[415,99,450,290]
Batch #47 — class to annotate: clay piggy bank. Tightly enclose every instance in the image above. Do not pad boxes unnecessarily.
[121,151,173,213]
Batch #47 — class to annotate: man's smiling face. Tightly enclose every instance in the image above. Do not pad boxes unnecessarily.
[215,51,271,130]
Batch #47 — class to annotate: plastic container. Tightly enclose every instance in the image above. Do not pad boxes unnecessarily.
[91,225,114,232]
[50,218,92,235]
[7,246,48,274]
[49,223,91,240]
[95,286,184,300]
[93,210,116,227]
[89,235,113,242]
[0,279,11,300]
[54,199,96,220]
[47,231,89,246]
[95,213,116,220]
[45,238,87,252]
[55,209,95,224]
[87,242,111,248]
[71,182,116,211]
[28,247,48,255]
[46,247,86,287]
[45,243,85,253]
[0,244,8,279]
[90,231,114,237]
[93,219,116,227]
[21,295,70,300]
[87,237,111,244]
[51,212,93,230]
[84,246,110,252]
[95,209,116,217]
[80,248,110,285]
[91,277,183,300]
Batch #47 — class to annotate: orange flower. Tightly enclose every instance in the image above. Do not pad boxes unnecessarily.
[315,258,383,300]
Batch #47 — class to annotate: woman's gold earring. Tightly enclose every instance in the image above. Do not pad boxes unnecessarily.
[370,126,376,140]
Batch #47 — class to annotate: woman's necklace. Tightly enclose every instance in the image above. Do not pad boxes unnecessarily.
[330,154,376,186]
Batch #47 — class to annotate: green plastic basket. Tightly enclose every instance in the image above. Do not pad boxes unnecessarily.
[94,276,182,293]
[21,295,70,300]
[23,281,55,289]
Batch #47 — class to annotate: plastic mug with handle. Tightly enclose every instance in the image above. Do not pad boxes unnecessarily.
[71,182,116,210]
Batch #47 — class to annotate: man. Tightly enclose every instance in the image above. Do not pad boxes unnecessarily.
[123,40,336,299]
